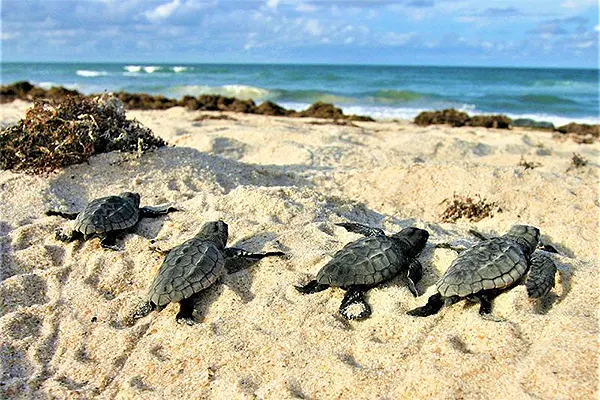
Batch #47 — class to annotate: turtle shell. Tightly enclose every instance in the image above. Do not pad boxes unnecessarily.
[74,195,139,237]
[316,236,408,287]
[436,237,528,298]
[148,237,225,307]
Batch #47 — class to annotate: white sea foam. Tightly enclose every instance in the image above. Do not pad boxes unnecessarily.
[171,84,274,100]
[143,66,161,73]
[172,66,189,73]
[124,65,142,73]
[221,84,272,99]
[37,81,81,91]
[502,113,600,126]
[76,70,108,78]
[283,103,600,125]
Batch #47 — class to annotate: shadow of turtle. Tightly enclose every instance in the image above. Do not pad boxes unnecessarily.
[188,231,287,317]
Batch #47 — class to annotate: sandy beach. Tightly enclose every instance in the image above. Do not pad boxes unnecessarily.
[0,100,598,399]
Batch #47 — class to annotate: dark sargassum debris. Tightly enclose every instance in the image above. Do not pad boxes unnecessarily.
[0,94,166,174]
[439,194,501,223]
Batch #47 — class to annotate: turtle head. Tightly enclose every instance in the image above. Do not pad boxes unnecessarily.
[391,227,429,257]
[504,225,540,255]
[195,220,229,249]
[119,192,141,208]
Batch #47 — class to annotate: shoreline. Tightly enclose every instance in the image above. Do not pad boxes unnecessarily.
[2,81,599,130]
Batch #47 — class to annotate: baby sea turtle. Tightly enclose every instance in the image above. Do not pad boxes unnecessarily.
[131,220,284,325]
[407,224,557,319]
[47,192,176,250]
[295,222,429,320]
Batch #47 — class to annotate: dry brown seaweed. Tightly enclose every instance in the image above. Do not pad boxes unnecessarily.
[0,94,166,174]
[439,194,500,222]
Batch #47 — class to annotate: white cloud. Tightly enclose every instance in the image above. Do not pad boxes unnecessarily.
[383,32,415,46]
[561,0,597,8]
[574,40,595,48]
[266,0,280,9]
[296,2,318,12]
[595,25,600,32]
[1,32,21,40]
[304,19,323,36]
[145,0,181,22]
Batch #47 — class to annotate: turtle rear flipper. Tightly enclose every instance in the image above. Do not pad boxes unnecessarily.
[336,222,385,237]
[526,252,557,298]
[407,292,444,317]
[100,233,122,251]
[339,286,371,320]
[139,205,179,218]
[55,228,82,243]
[176,296,201,326]
[131,300,155,320]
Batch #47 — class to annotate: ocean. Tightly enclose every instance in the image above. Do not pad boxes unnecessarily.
[1,62,598,125]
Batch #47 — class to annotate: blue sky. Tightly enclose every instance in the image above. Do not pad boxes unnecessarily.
[1,0,598,67]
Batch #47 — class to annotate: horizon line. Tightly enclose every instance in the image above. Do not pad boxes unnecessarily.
[1,60,597,71]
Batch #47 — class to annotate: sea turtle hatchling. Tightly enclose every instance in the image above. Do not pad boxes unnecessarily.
[131,220,285,325]
[407,224,558,319]
[47,192,177,250]
[295,222,429,320]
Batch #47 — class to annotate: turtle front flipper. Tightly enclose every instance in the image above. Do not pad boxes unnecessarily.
[406,259,423,297]
[339,286,372,320]
[46,210,80,220]
[176,296,201,325]
[335,222,385,237]
[295,280,329,294]
[224,247,285,273]
[139,205,179,218]
[406,292,444,317]
[224,247,285,260]
[526,252,557,298]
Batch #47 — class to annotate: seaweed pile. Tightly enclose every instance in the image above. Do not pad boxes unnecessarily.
[414,109,511,129]
[0,94,166,174]
[414,108,599,143]
[553,123,599,144]
[0,82,374,122]
[439,194,501,223]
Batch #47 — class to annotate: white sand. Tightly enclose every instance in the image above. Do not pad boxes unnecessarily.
[0,101,598,399]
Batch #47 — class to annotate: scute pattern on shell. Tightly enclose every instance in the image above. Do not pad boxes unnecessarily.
[436,237,528,298]
[148,237,225,307]
[74,196,139,235]
[316,236,406,287]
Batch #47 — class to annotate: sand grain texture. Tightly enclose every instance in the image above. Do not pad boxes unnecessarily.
[1,103,598,399]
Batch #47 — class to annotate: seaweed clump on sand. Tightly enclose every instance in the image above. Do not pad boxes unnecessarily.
[554,123,599,144]
[293,101,374,122]
[0,81,81,103]
[114,92,179,110]
[566,153,588,172]
[414,109,512,129]
[0,94,166,173]
[439,194,501,223]
[414,109,471,127]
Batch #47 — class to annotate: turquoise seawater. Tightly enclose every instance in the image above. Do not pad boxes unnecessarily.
[1,62,598,124]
